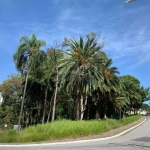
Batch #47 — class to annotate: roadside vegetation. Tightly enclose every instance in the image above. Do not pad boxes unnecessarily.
[0,115,141,143]
[0,33,150,141]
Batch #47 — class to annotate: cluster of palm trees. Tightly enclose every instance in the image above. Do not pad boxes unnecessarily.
[13,33,148,128]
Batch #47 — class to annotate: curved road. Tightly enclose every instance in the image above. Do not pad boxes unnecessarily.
[0,117,150,150]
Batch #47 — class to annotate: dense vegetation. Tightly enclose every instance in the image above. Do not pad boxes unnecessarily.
[0,33,150,130]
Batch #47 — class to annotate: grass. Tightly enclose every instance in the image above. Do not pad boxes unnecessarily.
[0,115,141,143]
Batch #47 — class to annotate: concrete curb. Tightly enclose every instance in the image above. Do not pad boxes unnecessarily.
[0,118,146,147]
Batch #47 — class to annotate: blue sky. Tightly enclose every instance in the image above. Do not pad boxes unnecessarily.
[0,0,150,90]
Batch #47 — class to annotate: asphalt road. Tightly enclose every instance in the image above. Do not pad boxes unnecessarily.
[0,117,150,150]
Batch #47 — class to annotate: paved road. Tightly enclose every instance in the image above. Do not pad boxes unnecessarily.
[0,117,150,150]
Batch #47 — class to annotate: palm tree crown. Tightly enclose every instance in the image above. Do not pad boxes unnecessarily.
[59,36,105,120]
[13,34,46,74]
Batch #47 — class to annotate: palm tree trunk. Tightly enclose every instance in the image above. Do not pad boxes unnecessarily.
[80,96,83,120]
[72,98,76,120]
[119,109,121,120]
[104,113,107,119]
[95,104,100,120]
[76,93,80,121]
[37,102,41,123]
[47,92,54,123]
[42,84,48,124]
[51,67,58,122]
[80,96,87,120]
[87,104,90,120]
[18,71,29,131]
[95,109,100,120]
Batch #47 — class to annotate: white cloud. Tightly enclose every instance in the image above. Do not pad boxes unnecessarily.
[101,15,150,69]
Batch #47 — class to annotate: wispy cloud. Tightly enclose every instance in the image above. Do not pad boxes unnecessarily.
[59,8,72,21]
[100,12,150,69]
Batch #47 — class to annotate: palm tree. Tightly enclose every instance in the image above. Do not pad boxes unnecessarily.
[119,76,142,114]
[113,86,130,119]
[93,58,120,119]
[13,34,46,131]
[101,58,120,92]
[59,35,104,120]
[25,50,49,125]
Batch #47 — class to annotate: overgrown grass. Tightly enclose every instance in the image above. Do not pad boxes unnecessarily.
[0,115,141,143]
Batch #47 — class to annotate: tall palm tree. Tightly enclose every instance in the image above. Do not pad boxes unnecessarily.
[113,85,130,119]
[59,36,104,120]
[122,80,141,114]
[13,34,46,131]
[119,76,143,114]
[93,58,120,119]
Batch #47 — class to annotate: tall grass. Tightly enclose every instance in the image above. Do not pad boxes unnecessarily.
[0,115,141,143]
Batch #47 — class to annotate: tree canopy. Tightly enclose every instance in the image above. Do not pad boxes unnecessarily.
[0,33,149,129]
